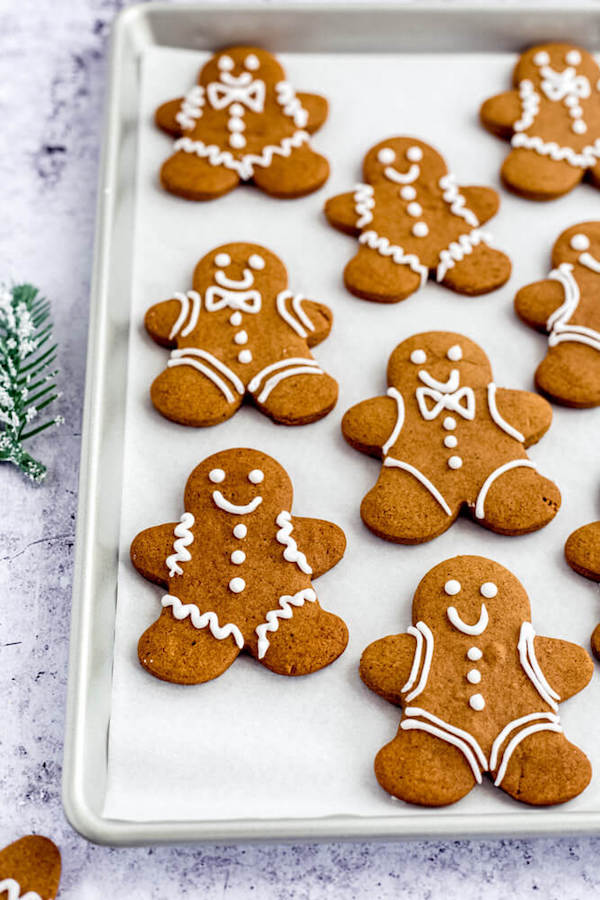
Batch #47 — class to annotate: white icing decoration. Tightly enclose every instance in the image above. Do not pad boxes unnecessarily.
[275,291,315,339]
[444,435,457,449]
[438,174,479,228]
[176,85,205,131]
[437,230,493,282]
[230,311,242,326]
[168,348,244,404]
[443,416,456,431]
[212,491,263,515]
[207,72,265,114]
[230,550,246,565]
[475,459,537,519]
[487,382,525,442]
[233,523,247,538]
[245,53,260,71]
[218,55,234,71]
[467,669,481,684]
[416,379,475,422]
[248,254,265,270]
[511,131,599,168]
[446,344,462,361]
[248,469,264,484]
[410,349,426,364]
[518,621,561,711]
[359,230,428,286]
[469,693,485,711]
[566,50,582,66]
[168,290,202,340]
[412,222,429,238]
[166,512,195,577]
[418,369,460,392]
[407,146,423,162]
[382,387,405,456]
[545,262,600,352]
[467,647,482,661]
[275,510,312,574]
[255,588,317,658]
[238,349,252,363]
[480,581,497,599]
[229,132,246,149]
[0,879,42,900]
[215,268,255,291]
[407,202,422,217]
[444,579,461,596]
[377,147,395,164]
[275,81,309,129]
[174,130,311,182]
[447,603,488,635]
[215,252,231,268]
[401,622,434,702]
[205,284,261,314]
[534,51,550,66]
[234,330,248,345]
[514,79,540,132]
[248,358,322,403]
[490,712,562,786]
[384,456,452,516]
[354,183,375,228]
[580,251,600,273]
[400,707,487,784]
[209,468,225,483]
[573,233,590,251]
[400,186,416,200]
[229,576,246,593]
[383,163,420,185]
[162,594,244,648]
[448,455,462,469]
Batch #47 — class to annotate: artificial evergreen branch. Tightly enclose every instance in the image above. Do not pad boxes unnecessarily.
[0,284,63,483]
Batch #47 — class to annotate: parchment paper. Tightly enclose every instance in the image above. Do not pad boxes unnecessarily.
[103,46,600,822]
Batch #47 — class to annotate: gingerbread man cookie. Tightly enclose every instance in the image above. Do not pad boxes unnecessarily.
[155,46,329,200]
[360,556,593,807]
[324,137,511,303]
[131,449,348,683]
[515,222,600,407]
[0,836,61,900]
[145,242,338,427]
[565,520,600,659]
[342,332,560,543]
[481,43,600,199]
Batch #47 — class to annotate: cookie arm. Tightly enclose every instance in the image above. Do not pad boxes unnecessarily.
[514,279,566,333]
[130,523,178,587]
[289,516,346,577]
[145,298,192,348]
[360,634,417,705]
[324,192,361,236]
[565,522,600,581]
[155,98,185,137]
[459,186,500,225]
[492,388,553,447]
[293,298,333,347]
[533,636,594,701]
[296,92,329,133]
[342,396,399,458]
[480,89,521,139]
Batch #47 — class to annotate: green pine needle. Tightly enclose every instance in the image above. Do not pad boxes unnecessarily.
[0,284,63,483]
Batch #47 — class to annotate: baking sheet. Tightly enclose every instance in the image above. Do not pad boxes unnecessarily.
[103,45,600,823]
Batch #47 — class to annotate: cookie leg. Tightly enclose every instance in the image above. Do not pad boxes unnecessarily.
[344,246,423,303]
[160,150,240,200]
[375,728,478,806]
[500,147,584,200]
[254,601,348,676]
[150,364,243,427]
[440,244,511,296]
[497,730,591,805]
[251,144,330,198]
[138,609,241,684]
[250,364,338,425]
[536,344,600,408]
[474,462,560,535]
[360,466,457,544]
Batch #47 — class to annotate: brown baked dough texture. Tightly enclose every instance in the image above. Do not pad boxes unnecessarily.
[342,331,560,543]
[515,221,600,407]
[145,242,338,427]
[481,43,600,200]
[360,555,593,807]
[131,448,348,684]
[324,136,511,303]
[0,835,61,900]
[156,46,329,200]
[565,521,600,659]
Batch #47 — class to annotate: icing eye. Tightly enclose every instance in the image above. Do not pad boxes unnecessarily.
[480,582,498,598]
[218,55,235,71]
[244,53,260,71]
[248,469,264,484]
[406,146,423,162]
[447,344,463,361]
[533,50,550,66]
[215,252,231,267]
[566,49,582,66]
[570,233,590,251]
[209,468,225,483]
[400,185,416,200]
[444,579,461,596]
[248,254,265,270]
[410,349,427,364]
[377,147,396,164]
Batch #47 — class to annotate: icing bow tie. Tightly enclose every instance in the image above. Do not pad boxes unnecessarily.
[416,385,476,421]
[541,66,591,102]
[205,286,262,314]
[206,79,266,113]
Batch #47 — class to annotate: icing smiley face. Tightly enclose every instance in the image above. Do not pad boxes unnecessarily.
[364,138,448,188]
[390,332,492,395]
[201,47,285,92]
[194,243,287,302]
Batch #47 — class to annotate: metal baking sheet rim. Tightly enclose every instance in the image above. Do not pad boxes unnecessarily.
[62,0,600,845]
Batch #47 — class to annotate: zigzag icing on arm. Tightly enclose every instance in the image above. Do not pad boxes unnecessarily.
[165,512,195,577]
[176,85,205,130]
[255,589,317,658]
[0,879,42,900]
[438,174,479,227]
[358,230,428,285]
[162,595,244,648]
[353,183,375,227]
[513,79,540,132]
[275,81,309,128]
[275,511,312,574]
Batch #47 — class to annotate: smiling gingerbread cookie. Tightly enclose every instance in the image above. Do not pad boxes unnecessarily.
[145,242,338,426]
[131,449,348,683]
[342,332,560,543]
[155,46,329,200]
[360,556,593,807]
[515,221,600,407]
[324,137,511,303]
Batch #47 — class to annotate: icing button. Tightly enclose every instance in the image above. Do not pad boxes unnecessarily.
[443,416,456,431]
[467,669,481,684]
[412,222,429,238]
[467,647,482,661]
[229,577,246,593]
[448,455,463,470]
[234,330,248,345]
[407,202,422,217]
[400,185,417,201]
[233,524,247,539]
[238,349,252,363]
[230,550,246,565]
[444,435,458,449]
[469,693,485,711]
[230,311,243,326]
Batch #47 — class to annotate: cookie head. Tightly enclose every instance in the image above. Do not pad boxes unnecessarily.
[199,46,285,90]
[412,556,531,636]
[515,43,598,91]
[363,138,447,188]
[184,448,293,519]
[551,221,600,275]
[192,242,288,300]
[387,332,492,394]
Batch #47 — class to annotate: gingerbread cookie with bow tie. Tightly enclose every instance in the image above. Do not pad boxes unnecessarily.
[360,555,593,806]
[342,332,560,543]
[0,836,61,900]
[155,46,329,200]
[481,43,600,199]
[144,242,338,427]
[515,221,600,407]
[324,137,511,303]
[131,448,348,683]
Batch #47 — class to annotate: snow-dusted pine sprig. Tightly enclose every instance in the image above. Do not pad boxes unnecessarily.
[0,284,63,483]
